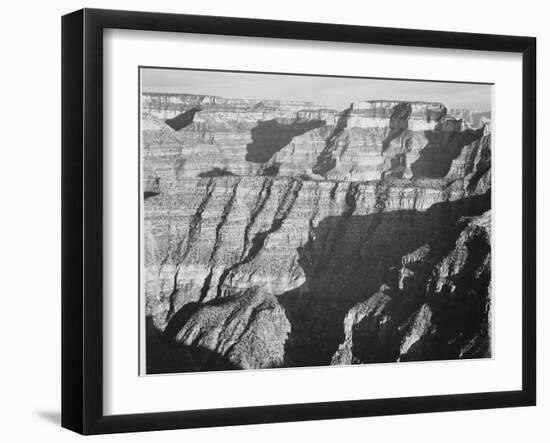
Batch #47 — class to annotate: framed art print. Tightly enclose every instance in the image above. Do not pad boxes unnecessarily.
[62,8,536,434]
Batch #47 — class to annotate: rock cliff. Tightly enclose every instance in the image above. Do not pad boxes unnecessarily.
[143,93,492,373]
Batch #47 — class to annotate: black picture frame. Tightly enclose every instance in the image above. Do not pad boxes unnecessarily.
[61,8,536,435]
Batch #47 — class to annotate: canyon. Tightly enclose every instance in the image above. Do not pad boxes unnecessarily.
[142,92,492,373]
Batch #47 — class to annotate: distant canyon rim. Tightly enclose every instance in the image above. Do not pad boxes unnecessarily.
[142,93,492,373]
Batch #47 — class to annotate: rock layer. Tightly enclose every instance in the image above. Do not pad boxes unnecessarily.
[332,210,491,364]
[143,93,492,373]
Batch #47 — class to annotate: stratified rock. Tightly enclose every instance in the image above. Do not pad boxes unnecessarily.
[448,108,492,129]
[144,176,489,330]
[143,91,492,372]
[142,95,487,184]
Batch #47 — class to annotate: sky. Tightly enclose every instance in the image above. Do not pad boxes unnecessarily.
[141,68,492,112]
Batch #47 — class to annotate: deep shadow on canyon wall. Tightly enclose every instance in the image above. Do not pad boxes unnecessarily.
[411,125,485,178]
[246,118,325,163]
[277,191,491,367]
[165,107,201,131]
[146,315,239,374]
[147,191,490,372]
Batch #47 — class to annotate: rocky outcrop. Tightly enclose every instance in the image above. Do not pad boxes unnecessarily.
[143,92,492,373]
[332,211,491,364]
[448,108,492,129]
[144,178,488,328]
[158,290,290,371]
[142,94,490,188]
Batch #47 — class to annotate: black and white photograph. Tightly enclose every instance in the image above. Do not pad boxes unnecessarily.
[141,68,493,375]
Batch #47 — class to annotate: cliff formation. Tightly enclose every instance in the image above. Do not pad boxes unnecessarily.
[143,93,491,373]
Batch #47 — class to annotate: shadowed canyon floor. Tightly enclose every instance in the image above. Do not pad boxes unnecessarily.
[143,94,492,373]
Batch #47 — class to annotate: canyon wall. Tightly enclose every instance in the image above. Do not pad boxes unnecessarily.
[142,93,492,373]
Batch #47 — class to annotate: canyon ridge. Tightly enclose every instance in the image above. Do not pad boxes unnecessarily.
[142,93,492,373]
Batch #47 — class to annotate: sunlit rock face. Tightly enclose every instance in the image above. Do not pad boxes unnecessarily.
[143,93,492,373]
[448,108,492,129]
[143,94,491,188]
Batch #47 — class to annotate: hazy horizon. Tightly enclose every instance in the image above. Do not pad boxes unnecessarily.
[141,68,492,112]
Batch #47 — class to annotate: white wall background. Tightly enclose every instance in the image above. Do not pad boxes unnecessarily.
[0,0,546,441]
